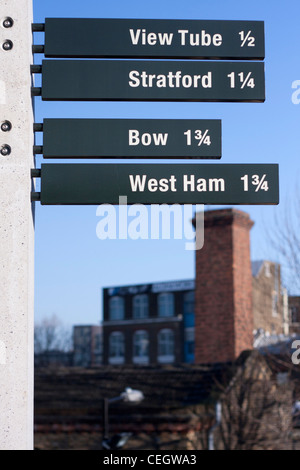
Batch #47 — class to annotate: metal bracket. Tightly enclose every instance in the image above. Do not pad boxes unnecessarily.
[31,192,41,202]
[33,145,43,155]
[33,123,43,132]
[32,24,45,54]
[32,23,45,32]
[31,168,41,202]
[31,169,41,178]
[31,87,42,97]
[30,65,42,74]
[32,45,44,54]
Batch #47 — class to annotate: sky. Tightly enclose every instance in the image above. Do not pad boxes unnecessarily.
[32,0,300,328]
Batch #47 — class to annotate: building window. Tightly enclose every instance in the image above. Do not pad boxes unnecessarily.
[272,292,278,317]
[158,292,174,317]
[133,294,149,319]
[133,330,149,364]
[291,306,300,324]
[108,332,125,364]
[183,291,194,315]
[158,329,175,363]
[184,327,195,355]
[109,296,125,321]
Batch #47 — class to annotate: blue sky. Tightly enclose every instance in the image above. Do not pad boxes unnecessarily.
[33,0,300,327]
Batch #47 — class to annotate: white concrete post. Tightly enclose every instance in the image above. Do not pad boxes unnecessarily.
[0,0,34,450]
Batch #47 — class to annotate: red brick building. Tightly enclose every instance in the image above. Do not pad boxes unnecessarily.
[102,280,194,366]
[101,208,289,366]
[288,297,300,335]
[194,209,254,364]
[34,208,296,450]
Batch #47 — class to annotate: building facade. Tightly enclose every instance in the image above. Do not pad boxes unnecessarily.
[252,260,289,337]
[288,296,300,335]
[102,209,289,366]
[73,325,102,367]
[102,280,195,366]
[194,209,254,364]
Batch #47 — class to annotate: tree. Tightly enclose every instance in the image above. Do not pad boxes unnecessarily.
[214,351,292,450]
[265,191,300,294]
[34,314,72,354]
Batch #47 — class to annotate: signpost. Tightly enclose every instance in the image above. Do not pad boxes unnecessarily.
[30,16,273,209]
[37,163,279,206]
[40,118,222,159]
[0,0,35,450]
[40,59,265,102]
[43,18,265,60]
[0,7,273,451]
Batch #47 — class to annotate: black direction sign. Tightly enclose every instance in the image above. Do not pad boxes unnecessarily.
[42,119,221,159]
[44,18,265,60]
[39,164,279,205]
[41,60,265,102]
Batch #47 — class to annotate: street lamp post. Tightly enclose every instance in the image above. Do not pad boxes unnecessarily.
[102,388,144,450]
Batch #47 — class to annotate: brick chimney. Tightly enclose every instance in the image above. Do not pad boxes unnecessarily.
[194,209,254,364]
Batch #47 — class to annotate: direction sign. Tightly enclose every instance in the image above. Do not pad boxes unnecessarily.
[38,164,279,205]
[41,119,222,159]
[41,60,265,102]
[44,18,265,60]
